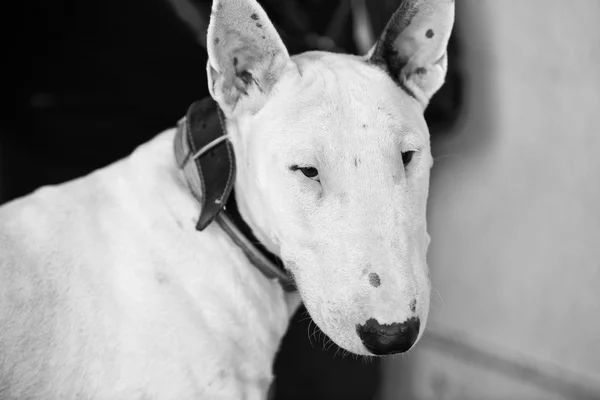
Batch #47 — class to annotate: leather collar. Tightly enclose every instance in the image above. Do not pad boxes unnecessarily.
[174,97,296,292]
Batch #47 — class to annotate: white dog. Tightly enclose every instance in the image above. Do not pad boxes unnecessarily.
[0,0,454,398]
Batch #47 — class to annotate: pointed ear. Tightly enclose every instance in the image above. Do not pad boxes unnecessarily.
[205,0,290,117]
[367,0,454,108]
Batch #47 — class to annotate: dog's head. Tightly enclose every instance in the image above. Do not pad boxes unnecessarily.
[205,0,454,356]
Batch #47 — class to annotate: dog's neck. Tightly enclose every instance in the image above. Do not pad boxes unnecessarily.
[172,99,295,291]
[128,129,301,317]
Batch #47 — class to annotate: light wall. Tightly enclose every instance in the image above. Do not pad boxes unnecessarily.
[381,1,600,399]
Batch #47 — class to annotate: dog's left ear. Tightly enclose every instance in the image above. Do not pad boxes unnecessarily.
[367,0,455,108]
[206,0,290,117]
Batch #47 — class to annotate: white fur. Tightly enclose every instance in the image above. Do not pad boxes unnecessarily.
[0,132,299,399]
[0,0,453,398]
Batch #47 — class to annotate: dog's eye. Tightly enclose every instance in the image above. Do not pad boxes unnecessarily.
[402,151,415,167]
[290,165,320,181]
[300,167,318,178]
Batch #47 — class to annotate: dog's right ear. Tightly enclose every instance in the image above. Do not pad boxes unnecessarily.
[205,0,290,117]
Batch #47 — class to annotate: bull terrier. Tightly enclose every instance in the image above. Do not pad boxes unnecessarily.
[0,0,454,398]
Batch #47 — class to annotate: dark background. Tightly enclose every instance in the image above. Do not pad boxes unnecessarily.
[3,1,461,398]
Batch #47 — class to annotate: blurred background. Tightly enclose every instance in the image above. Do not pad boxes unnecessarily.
[4,0,600,399]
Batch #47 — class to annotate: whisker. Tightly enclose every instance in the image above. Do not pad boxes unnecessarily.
[306,320,316,348]
[431,286,445,315]
[296,315,313,323]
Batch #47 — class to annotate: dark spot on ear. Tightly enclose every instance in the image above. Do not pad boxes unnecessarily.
[256,22,262,28]
[362,123,367,128]
[415,67,427,75]
[354,157,361,167]
[369,273,381,288]
[231,55,259,94]
[426,29,434,38]
[213,37,219,45]
[261,35,266,39]
[238,70,253,89]
[251,13,259,20]
[410,299,417,312]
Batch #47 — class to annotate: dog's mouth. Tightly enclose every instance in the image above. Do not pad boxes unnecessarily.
[288,262,428,357]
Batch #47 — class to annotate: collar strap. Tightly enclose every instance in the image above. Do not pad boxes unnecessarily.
[174,97,296,292]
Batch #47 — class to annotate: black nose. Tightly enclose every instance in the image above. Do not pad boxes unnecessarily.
[356,317,420,355]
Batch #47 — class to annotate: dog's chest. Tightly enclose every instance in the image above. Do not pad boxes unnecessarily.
[101,268,285,398]
[93,223,288,398]
[102,276,286,399]
[107,226,290,399]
